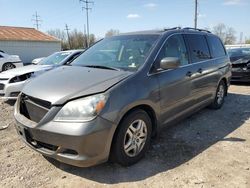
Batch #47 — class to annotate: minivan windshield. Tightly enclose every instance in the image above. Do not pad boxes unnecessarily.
[39,52,71,65]
[72,35,159,71]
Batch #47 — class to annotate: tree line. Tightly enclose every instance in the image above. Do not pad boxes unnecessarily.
[47,23,248,50]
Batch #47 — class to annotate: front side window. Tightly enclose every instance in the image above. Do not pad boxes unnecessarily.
[39,52,72,65]
[156,34,189,67]
[185,34,211,63]
[72,35,159,71]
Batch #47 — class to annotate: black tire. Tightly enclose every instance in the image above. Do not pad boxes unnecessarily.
[110,109,152,166]
[2,63,15,71]
[209,80,226,109]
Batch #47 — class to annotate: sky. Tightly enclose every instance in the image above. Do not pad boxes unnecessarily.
[0,0,249,41]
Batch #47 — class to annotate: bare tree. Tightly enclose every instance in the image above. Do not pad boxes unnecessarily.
[212,23,236,45]
[70,29,96,49]
[105,29,120,37]
[47,29,68,50]
[47,29,96,50]
[245,38,250,44]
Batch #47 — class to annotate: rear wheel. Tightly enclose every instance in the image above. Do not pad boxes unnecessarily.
[110,109,152,166]
[210,80,226,109]
[2,63,15,71]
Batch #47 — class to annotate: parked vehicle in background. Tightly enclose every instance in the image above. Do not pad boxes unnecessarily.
[0,51,23,72]
[0,50,84,100]
[31,57,45,65]
[226,44,250,49]
[14,28,231,167]
[227,47,250,82]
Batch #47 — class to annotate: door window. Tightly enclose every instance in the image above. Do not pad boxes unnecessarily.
[156,34,189,68]
[206,35,226,58]
[185,34,211,63]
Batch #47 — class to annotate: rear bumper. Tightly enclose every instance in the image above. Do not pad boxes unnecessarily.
[14,99,116,167]
[13,61,24,68]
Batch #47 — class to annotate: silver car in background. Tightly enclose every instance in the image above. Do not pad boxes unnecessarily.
[0,51,23,72]
[0,50,83,100]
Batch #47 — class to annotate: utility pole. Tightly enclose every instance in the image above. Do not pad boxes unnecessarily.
[84,24,88,48]
[80,0,94,48]
[194,0,198,29]
[239,32,243,44]
[65,24,71,49]
[32,11,42,30]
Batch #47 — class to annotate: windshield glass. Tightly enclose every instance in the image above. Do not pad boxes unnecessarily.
[39,52,71,65]
[227,48,250,57]
[72,35,159,71]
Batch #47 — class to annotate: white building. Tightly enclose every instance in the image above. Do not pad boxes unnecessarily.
[0,26,61,64]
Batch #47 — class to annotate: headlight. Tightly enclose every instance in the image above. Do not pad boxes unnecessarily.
[9,73,33,83]
[54,93,108,122]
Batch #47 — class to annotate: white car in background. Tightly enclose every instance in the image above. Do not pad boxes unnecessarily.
[0,50,84,100]
[0,51,23,72]
[31,57,45,65]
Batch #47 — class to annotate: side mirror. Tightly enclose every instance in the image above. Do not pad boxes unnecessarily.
[160,57,181,70]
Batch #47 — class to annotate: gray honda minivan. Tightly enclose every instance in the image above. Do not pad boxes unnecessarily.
[14,28,231,167]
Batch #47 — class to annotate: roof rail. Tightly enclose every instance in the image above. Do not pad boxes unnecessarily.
[183,27,211,33]
[163,27,181,31]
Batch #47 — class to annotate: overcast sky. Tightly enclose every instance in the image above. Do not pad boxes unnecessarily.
[0,0,249,41]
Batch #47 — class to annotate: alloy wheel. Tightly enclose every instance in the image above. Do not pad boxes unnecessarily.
[123,119,148,157]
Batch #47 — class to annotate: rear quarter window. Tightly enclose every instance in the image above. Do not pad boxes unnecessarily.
[207,35,226,58]
[185,34,211,63]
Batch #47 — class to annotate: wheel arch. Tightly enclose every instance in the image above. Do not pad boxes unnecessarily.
[2,62,16,71]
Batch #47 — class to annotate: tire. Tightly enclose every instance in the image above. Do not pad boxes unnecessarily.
[2,63,15,71]
[110,109,152,166]
[209,80,226,109]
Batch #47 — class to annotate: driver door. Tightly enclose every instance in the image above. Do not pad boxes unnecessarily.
[154,34,195,125]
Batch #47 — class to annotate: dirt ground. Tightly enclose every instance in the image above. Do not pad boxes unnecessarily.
[0,84,250,188]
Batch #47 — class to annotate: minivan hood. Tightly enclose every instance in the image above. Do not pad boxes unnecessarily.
[0,65,53,78]
[22,66,132,105]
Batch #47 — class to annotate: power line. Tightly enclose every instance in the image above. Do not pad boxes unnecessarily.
[65,24,71,49]
[32,11,42,30]
[194,0,198,29]
[80,0,94,48]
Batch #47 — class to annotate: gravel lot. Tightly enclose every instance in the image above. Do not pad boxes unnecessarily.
[0,84,250,188]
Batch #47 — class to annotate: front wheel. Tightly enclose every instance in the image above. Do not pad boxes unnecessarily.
[2,63,15,71]
[209,81,226,109]
[110,109,152,166]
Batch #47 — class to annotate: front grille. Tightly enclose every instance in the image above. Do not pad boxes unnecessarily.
[0,83,4,90]
[20,94,51,123]
[232,63,249,69]
[10,92,20,97]
[0,78,8,81]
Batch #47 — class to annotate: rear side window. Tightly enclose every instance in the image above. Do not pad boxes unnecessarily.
[207,35,226,58]
[185,34,211,63]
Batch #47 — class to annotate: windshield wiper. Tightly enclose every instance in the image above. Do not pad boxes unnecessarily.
[83,65,121,71]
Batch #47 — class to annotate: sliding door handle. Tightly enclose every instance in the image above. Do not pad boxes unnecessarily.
[186,71,193,77]
[197,68,203,73]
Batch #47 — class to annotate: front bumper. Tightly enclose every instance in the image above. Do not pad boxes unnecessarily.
[14,98,116,167]
[231,68,250,82]
[0,80,25,100]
